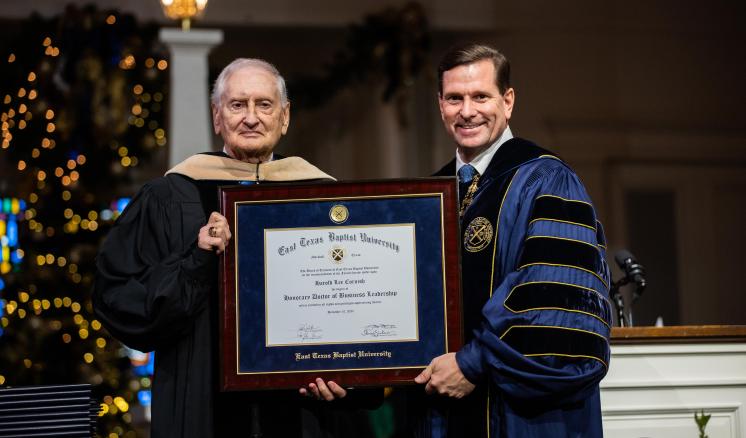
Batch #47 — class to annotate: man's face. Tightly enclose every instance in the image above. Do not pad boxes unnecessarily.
[438,59,514,161]
[212,66,290,162]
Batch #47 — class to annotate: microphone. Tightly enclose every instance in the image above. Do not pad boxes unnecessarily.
[614,249,646,294]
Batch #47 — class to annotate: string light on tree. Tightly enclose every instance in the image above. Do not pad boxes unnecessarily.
[0,5,167,435]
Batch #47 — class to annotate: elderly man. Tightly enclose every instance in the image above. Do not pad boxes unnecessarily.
[413,44,612,437]
[93,59,352,438]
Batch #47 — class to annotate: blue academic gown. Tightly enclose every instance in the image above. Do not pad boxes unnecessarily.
[418,138,612,437]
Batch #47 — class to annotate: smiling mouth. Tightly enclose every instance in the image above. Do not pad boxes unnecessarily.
[456,123,484,132]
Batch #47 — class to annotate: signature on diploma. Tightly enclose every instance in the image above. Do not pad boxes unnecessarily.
[297,323,323,341]
[361,324,397,337]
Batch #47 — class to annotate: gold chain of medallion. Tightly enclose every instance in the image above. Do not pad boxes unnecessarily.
[459,174,480,218]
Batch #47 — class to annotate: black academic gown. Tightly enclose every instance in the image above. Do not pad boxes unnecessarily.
[93,153,380,438]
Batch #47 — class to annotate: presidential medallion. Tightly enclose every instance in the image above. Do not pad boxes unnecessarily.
[464,216,493,252]
[329,204,349,224]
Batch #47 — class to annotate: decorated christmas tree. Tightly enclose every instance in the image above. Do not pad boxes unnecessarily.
[0,5,168,436]
[0,3,433,436]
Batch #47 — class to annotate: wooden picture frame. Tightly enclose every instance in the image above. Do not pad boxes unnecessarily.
[219,178,462,390]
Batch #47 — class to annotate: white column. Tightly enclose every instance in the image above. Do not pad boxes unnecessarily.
[377,102,406,178]
[159,28,223,168]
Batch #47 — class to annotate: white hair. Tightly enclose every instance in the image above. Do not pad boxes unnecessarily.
[210,58,289,107]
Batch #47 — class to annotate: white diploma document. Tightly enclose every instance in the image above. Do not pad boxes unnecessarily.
[264,224,418,346]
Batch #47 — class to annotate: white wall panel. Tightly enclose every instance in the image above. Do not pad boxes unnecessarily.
[602,343,746,437]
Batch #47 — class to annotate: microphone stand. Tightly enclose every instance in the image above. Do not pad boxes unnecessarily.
[611,250,648,327]
[610,274,647,327]
[609,277,628,327]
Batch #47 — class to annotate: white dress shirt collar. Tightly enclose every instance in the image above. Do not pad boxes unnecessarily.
[455,126,513,176]
[222,146,274,162]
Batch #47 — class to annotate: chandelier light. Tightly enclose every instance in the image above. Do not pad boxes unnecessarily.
[160,0,209,31]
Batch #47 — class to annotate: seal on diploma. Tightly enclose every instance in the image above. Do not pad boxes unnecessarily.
[329,204,349,224]
[329,246,345,263]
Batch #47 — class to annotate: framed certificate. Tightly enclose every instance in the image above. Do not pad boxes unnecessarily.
[219,178,462,391]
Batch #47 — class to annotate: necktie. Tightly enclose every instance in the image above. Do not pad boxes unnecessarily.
[458,163,477,185]
[458,164,480,216]
[458,164,478,200]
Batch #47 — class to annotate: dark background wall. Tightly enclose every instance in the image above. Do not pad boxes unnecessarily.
[2,0,745,326]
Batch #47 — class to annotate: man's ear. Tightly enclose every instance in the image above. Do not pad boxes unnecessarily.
[281,103,291,135]
[211,103,221,135]
[503,88,515,121]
